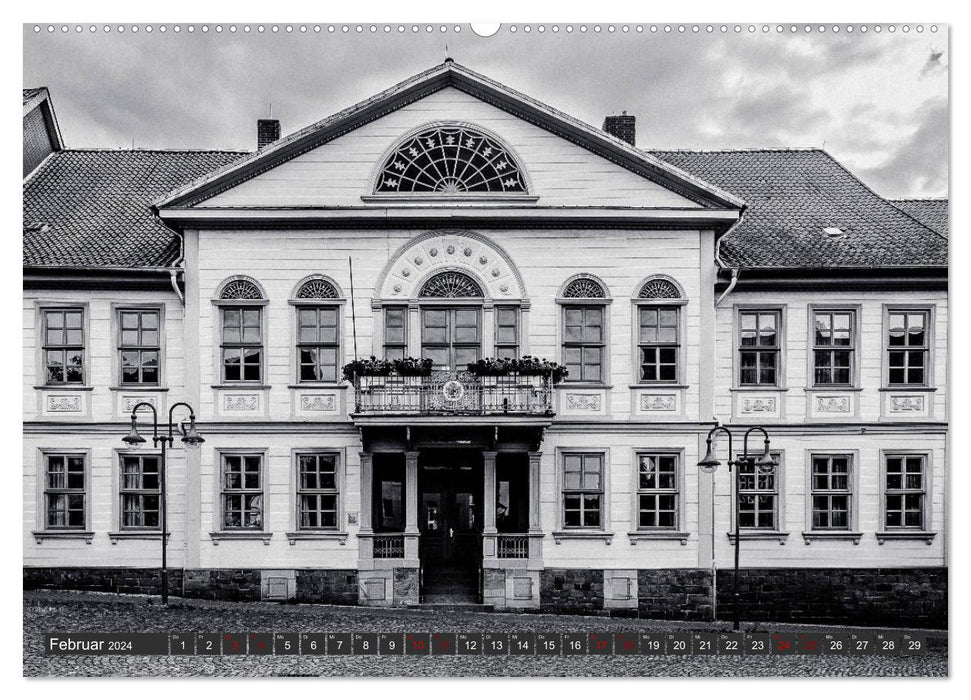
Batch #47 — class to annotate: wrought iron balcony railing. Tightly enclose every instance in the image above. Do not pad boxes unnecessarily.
[352,371,554,416]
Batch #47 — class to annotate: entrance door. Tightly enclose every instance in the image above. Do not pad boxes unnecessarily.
[418,453,483,565]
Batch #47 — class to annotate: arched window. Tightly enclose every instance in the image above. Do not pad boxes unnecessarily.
[419,271,484,298]
[560,276,609,383]
[638,278,681,300]
[216,278,265,383]
[296,278,340,300]
[220,279,264,300]
[375,125,528,194]
[563,277,607,299]
[635,277,685,384]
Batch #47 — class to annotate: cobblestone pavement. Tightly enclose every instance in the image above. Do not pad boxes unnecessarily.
[24,591,947,677]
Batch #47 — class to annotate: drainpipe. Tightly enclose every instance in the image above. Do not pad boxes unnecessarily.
[715,268,739,307]
[168,232,186,306]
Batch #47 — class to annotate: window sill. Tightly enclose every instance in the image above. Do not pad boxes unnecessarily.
[726,531,790,544]
[876,530,937,545]
[729,386,789,392]
[879,386,937,393]
[109,386,170,392]
[804,387,862,393]
[552,530,614,544]
[211,384,272,390]
[285,531,348,545]
[34,385,93,392]
[32,530,94,544]
[629,383,688,389]
[558,383,612,390]
[801,531,863,545]
[628,531,690,545]
[209,531,272,545]
[287,383,347,390]
[108,531,169,544]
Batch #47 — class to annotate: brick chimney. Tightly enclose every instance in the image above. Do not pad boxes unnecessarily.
[602,112,636,147]
[257,119,281,149]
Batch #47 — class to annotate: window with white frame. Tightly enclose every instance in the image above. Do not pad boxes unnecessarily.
[118,309,160,385]
[737,455,778,529]
[296,453,340,529]
[636,453,678,529]
[812,310,854,386]
[638,307,679,383]
[221,454,263,529]
[738,310,781,386]
[494,305,520,359]
[219,280,264,383]
[43,308,85,384]
[887,310,930,386]
[810,454,851,530]
[383,306,407,360]
[884,455,927,529]
[120,454,161,529]
[561,277,607,384]
[296,306,340,382]
[562,452,603,528]
[44,454,86,529]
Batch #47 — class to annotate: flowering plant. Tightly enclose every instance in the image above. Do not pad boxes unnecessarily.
[342,356,434,380]
[466,356,569,384]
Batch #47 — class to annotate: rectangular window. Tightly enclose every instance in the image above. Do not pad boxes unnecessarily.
[562,453,603,528]
[421,307,481,369]
[885,455,926,529]
[120,454,161,529]
[813,310,854,386]
[44,454,85,529]
[119,309,160,385]
[638,306,679,383]
[383,306,407,361]
[562,306,604,383]
[810,455,851,530]
[494,306,520,359]
[43,308,85,384]
[737,456,778,529]
[738,310,780,386]
[637,453,678,529]
[296,453,339,529]
[887,310,929,386]
[297,306,340,382]
[221,307,262,382]
[221,454,263,529]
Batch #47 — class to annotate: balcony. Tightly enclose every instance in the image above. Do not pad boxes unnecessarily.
[352,371,554,416]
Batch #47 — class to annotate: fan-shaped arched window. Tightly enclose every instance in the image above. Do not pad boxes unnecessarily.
[419,271,484,298]
[638,278,681,300]
[296,278,340,300]
[220,279,264,300]
[375,125,528,194]
[563,277,607,299]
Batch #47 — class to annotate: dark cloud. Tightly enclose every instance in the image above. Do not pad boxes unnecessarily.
[856,99,948,198]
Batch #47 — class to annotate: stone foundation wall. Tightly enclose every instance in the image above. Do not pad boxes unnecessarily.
[183,569,263,601]
[23,566,183,596]
[393,567,420,605]
[295,569,358,604]
[540,568,604,614]
[638,568,713,621]
[717,567,947,629]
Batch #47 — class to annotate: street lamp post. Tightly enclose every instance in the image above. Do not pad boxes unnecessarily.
[698,425,778,631]
[122,401,204,605]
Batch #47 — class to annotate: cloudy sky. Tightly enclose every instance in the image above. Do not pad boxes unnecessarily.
[23,24,948,198]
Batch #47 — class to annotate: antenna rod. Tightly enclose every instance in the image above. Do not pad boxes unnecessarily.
[348,256,359,359]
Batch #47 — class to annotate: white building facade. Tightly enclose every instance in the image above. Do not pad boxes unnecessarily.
[23,62,948,626]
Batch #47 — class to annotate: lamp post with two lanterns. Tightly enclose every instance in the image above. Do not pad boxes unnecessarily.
[122,401,204,605]
[697,425,778,631]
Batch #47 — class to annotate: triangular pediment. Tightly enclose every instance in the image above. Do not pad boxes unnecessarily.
[156,61,742,212]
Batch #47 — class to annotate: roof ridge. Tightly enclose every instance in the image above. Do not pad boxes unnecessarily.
[650,147,826,154]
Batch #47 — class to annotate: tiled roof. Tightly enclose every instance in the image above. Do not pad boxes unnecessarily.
[652,149,948,269]
[890,198,948,237]
[23,150,246,268]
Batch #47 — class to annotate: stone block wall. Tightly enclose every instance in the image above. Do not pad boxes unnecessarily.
[294,569,358,604]
[638,568,713,621]
[716,567,947,629]
[540,568,604,614]
[24,566,183,596]
[393,567,420,605]
[183,569,262,601]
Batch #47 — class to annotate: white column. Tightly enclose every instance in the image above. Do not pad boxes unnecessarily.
[483,451,498,534]
[404,450,420,561]
[528,451,542,532]
[358,452,373,561]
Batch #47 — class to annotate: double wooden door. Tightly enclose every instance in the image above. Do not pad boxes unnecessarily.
[419,457,482,565]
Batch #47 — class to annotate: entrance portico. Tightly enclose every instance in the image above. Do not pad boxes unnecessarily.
[354,423,546,607]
